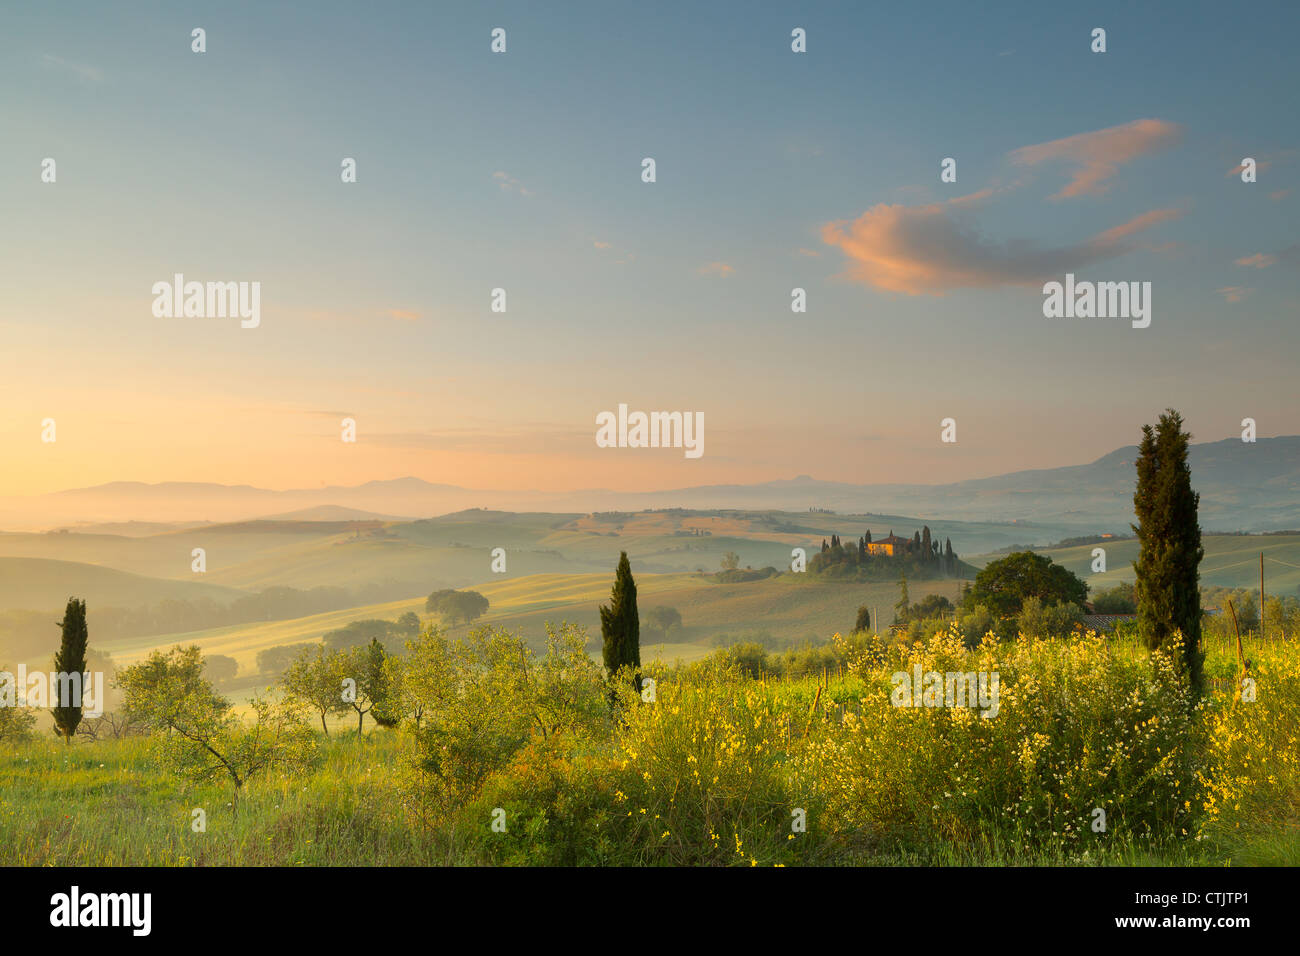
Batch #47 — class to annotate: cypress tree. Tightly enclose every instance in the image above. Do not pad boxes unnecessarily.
[1132,409,1205,694]
[922,526,933,563]
[600,551,641,691]
[52,597,89,743]
[894,573,910,623]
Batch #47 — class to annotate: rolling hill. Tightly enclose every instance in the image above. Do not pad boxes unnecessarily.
[3,435,1296,534]
[0,509,1035,600]
[89,570,964,680]
[0,556,245,610]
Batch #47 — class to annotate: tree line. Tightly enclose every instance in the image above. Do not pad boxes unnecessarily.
[0,580,424,663]
[2,552,651,815]
[810,526,963,579]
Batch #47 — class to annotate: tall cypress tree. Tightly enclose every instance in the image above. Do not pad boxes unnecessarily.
[894,573,910,623]
[52,597,89,743]
[1132,410,1204,694]
[600,552,641,691]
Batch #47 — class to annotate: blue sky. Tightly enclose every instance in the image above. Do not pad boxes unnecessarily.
[1,0,1296,495]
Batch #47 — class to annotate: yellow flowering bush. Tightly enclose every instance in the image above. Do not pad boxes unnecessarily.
[804,627,1203,852]
[424,625,1297,864]
[610,672,820,865]
[1198,643,1300,849]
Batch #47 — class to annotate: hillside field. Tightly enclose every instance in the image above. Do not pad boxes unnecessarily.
[90,571,964,682]
[969,533,1300,596]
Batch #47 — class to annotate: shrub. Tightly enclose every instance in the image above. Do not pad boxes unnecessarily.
[1092,582,1137,614]
[119,645,317,813]
[0,665,37,742]
[714,642,773,679]
[806,627,1202,854]
[606,674,820,865]
[460,736,626,866]
[257,642,315,677]
[1016,597,1084,638]
[402,622,607,817]
[1198,645,1300,851]
[958,605,996,649]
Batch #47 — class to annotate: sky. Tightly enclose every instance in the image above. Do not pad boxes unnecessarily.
[1,0,1297,498]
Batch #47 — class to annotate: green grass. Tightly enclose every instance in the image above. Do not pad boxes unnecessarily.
[87,571,964,681]
[0,731,1218,867]
[0,733,445,866]
[4,628,1297,867]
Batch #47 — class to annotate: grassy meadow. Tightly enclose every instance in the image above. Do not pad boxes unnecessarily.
[2,625,1296,867]
[4,511,1299,867]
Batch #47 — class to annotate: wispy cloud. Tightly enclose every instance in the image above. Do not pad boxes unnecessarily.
[1226,159,1270,177]
[1009,119,1181,198]
[593,239,634,263]
[697,261,735,278]
[41,53,104,84]
[1234,253,1278,269]
[821,121,1187,295]
[1270,188,1292,201]
[1216,286,1252,303]
[1089,207,1184,245]
[492,171,532,196]
[386,308,421,321]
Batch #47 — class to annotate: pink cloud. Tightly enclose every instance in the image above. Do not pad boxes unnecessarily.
[820,198,1183,295]
[1226,159,1270,177]
[1089,207,1183,245]
[1009,119,1182,198]
[697,262,735,278]
[1216,286,1252,303]
[1234,253,1278,269]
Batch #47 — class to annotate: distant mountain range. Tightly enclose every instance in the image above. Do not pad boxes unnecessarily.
[4,436,1296,537]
